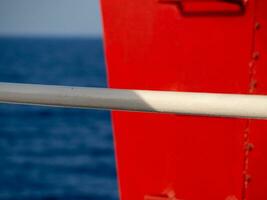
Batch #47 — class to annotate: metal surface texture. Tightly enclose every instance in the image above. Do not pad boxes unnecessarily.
[1,82,267,119]
[101,0,267,199]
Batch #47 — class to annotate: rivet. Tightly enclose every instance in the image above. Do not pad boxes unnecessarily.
[252,52,260,60]
[255,22,261,30]
[246,143,254,151]
[245,174,252,182]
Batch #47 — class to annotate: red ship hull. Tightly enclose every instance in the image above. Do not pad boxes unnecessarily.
[100,0,267,199]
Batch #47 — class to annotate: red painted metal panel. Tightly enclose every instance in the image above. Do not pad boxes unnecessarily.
[246,0,267,199]
[100,0,266,199]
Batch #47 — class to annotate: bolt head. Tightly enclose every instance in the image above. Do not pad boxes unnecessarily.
[255,22,261,30]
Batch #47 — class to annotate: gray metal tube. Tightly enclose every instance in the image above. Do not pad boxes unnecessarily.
[0,82,267,119]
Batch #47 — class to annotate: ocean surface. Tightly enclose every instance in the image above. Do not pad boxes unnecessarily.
[0,38,118,200]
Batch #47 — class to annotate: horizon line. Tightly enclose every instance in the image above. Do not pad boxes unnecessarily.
[0,33,102,39]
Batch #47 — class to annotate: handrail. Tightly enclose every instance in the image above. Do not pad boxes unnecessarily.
[160,0,247,15]
[0,82,267,119]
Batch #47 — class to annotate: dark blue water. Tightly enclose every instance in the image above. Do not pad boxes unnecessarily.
[0,38,118,200]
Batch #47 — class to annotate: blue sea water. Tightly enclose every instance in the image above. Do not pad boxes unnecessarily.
[0,38,118,200]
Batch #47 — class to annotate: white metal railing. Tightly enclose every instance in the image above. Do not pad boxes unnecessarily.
[0,82,267,119]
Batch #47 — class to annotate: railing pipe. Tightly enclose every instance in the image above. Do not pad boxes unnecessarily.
[0,82,267,119]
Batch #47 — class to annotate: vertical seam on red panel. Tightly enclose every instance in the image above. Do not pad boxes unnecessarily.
[248,0,258,95]
[242,121,252,200]
[242,1,258,200]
